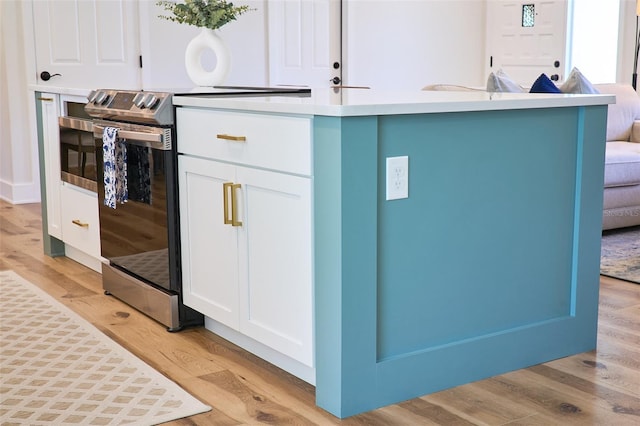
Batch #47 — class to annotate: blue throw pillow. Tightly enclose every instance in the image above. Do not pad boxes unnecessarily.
[529,74,561,93]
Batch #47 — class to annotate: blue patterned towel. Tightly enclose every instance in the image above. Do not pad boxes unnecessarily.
[102,127,128,209]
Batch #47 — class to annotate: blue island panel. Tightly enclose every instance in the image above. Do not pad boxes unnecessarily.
[314,105,607,418]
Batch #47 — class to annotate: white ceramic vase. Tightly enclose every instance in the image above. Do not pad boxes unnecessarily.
[184,28,230,87]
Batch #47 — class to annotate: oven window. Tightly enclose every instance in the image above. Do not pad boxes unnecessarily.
[60,124,97,182]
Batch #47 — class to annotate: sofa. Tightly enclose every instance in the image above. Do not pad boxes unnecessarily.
[595,84,640,230]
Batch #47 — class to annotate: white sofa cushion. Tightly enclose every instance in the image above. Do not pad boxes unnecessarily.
[594,83,640,142]
[604,142,640,187]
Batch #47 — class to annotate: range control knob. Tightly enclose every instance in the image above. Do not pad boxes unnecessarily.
[133,92,146,108]
[94,91,109,105]
[143,94,158,109]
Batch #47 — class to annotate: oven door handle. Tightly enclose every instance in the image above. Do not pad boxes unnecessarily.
[93,124,169,150]
[59,116,93,132]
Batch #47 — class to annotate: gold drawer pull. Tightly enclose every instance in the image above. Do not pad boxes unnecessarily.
[217,134,246,142]
[72,219,89,228]
[38,97,54,101]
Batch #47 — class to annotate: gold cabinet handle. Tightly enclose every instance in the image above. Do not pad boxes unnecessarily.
[216,134,246,142]
[72,219,89,228]
[222,182,242,227]
[223,182,233,225]
[230,183,242,227]
[38,97,54,101]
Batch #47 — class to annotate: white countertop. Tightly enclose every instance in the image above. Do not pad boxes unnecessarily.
[172,88,615,117]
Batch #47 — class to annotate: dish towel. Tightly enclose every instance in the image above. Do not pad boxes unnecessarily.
[102,126,128,209]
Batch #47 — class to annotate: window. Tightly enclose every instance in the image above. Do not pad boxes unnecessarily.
[522,4,535,28]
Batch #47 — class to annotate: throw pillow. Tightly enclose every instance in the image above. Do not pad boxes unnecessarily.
[529,74,561,93]
[559,67,600,94]
[486,69,524,92]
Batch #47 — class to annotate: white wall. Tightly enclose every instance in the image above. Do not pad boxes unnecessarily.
[0,0,41,203]
[344,0,487,89]
[138,0,268,89]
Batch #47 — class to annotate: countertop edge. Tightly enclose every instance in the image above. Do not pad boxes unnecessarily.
[172,92,616,117]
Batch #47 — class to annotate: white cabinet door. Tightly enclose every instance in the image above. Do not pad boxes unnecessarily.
[236,166,313,367]
[32,0,140,89]
[39,93,62,239]
[179,155,240,330]
[179,154,313,366]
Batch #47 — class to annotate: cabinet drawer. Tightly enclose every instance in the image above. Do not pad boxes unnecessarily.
[177,108,311,176]
[60,184,101,258]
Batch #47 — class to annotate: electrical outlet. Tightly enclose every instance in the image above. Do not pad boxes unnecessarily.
[386,156,409,200]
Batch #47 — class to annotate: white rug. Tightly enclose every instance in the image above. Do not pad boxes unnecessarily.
[0,270,211,425]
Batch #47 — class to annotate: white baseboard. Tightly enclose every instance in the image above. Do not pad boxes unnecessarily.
[0,179,41,204]
[64,244,104,273]
[204,317,316,385]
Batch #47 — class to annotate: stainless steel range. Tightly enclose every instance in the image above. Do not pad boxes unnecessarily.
[85,89,202,331]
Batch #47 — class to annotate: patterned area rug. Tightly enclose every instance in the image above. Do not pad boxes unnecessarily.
[0,270,210,425]
[600,226,640,284]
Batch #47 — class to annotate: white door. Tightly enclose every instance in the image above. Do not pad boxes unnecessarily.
[267,0,342,88]
[486,1,568,86]
[32,0,140,89]
[236,166,313,367]
[178,156,240,329]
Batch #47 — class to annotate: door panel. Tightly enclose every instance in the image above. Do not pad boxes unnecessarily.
[236,166,313,367]
[268,0,341,88]
[179,156,240,329]
[486,1,568,86]
[32,0,140,89]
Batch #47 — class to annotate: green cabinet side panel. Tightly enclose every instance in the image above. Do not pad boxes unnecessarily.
[34,92,65,257]
[314,106,607,418]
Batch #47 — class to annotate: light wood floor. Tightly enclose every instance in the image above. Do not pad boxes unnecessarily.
[1,199,639,425]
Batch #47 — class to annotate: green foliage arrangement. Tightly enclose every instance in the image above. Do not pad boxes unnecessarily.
[157,0,251,30]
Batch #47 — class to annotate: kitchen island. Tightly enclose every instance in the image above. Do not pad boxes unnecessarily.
[173,89,613,418]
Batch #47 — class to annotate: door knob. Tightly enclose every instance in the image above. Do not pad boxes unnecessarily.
[40,71,62,81]
[331,76,341,85]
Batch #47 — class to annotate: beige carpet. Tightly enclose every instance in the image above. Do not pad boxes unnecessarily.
[0,270,210,425]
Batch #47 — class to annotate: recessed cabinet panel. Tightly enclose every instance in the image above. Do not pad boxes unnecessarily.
[237,166,313,367]
[95,1,128,63]
[179,156,240,330]
[47,2,81,63]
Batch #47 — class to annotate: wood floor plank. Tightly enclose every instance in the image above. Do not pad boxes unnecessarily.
[545,349,640,397]
[422,384,539,425]
[1,199,639,425]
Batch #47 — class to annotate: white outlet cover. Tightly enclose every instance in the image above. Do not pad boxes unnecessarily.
[386,156,409,200]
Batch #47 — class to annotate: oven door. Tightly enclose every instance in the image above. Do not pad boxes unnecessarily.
[93,120,179,293]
